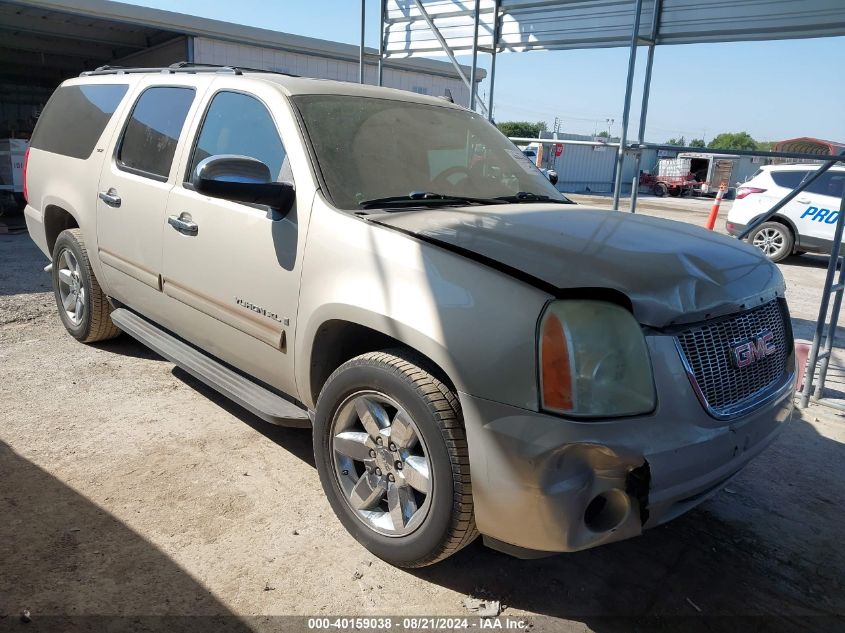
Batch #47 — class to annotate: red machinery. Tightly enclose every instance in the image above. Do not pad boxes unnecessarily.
[638,171,703,197]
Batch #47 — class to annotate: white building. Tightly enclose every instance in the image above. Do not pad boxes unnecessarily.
[0,0,484,140]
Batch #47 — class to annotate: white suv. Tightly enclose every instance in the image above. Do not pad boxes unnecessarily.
[727,164,845,262]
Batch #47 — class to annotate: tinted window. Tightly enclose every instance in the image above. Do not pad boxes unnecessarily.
[118,87,195,180]
[771,170,811,190]
[30,84,128,159]
[807,172,845,199]
[187,92,287,182]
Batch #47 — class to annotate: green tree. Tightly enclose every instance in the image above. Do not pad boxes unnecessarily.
[756,140,775,152]
[496,120,547,139]
[689,138,706,148]
[708,132,759,151]
[666,136,686,146]
[596,130,611,139]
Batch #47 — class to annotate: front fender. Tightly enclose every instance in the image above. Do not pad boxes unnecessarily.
[295,198,550,411]
[299,302,462,406]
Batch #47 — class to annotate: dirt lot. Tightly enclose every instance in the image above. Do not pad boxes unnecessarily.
[1,202,844,632]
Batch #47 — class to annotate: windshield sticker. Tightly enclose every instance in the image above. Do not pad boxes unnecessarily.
[507,149,541,175]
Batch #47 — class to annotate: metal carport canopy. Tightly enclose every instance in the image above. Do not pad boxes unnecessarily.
[377,0,845,212]
[383,0,845,57]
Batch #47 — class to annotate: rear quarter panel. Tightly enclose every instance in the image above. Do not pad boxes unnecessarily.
[24,76,138,289]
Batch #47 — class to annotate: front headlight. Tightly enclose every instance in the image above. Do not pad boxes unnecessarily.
[539,300,655,417]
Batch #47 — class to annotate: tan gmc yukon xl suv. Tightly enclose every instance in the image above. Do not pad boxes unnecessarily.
[24,65,794,568]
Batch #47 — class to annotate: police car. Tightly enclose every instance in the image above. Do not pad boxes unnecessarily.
[727,164,845,262]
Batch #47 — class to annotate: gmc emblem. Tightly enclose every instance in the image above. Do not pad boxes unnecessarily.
[730,331,777,368]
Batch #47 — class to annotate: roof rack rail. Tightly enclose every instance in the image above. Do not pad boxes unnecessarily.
[80,63,242,77]
[80,62,299,78]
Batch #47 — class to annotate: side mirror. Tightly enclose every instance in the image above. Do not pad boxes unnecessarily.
[193,154,295,214]
[547,170,559,186]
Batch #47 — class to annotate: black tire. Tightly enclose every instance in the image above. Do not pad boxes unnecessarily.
[652,182,668,197]
[668,186,680,197]
[314,350,477,567]
[51,228,120,343]
[747,221,794,263]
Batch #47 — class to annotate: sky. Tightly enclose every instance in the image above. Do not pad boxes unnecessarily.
[122,0,845,144]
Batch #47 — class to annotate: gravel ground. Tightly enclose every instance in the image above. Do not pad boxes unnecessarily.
[1,205,844,632]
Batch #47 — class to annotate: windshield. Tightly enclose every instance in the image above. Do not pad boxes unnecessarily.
[292,94,566,210]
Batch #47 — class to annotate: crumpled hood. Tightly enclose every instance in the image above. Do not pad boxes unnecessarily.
[370,205,785,328]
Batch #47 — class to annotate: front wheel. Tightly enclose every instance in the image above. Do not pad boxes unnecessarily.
[748,221,794,263]
[313,350,477,567]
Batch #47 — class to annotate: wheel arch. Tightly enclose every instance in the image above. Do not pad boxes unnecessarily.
[302,309,461,410]
[44,204,80,256]
[749,214,798,253]
[750,213,797,236]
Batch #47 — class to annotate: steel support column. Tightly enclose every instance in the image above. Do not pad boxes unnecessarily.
[359,0,366,84]
[487,0,501,121]
[629,0,661,214]
[612,0,645,210]
[378,0,386,86]
[813,254,845,399]
[469,0,481,111]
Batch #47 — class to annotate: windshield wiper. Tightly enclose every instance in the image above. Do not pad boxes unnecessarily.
[359,191,506,210]
[494,192,573,204]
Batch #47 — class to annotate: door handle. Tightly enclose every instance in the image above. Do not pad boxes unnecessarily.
[796,198,811,204]
[167,215,198,236]
[98,189,121,207]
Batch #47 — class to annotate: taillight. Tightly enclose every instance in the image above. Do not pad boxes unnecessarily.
[736,186,766,200]
[22,146,30,203]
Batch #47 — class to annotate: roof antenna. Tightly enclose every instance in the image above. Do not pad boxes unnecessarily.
[441,88,454,103]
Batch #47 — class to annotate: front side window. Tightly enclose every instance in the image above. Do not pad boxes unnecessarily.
[117,86,195,180]
[187,91,287,183]
[30,84,128,159]
[292,94,566,210]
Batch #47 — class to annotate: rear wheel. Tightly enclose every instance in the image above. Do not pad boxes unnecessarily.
[748,221,794,263]
[314,350,477,567]
[51,228,120,342]
[652,182,668,197]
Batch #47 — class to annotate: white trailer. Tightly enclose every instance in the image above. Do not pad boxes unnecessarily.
[653,152,739,197]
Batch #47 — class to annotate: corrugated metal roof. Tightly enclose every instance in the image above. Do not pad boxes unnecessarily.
[384,0,845,57]
[774,137,845,156]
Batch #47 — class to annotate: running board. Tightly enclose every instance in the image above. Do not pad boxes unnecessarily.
[110,308,311,428]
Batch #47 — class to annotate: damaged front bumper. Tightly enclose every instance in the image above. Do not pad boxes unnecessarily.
[460,335,794,556]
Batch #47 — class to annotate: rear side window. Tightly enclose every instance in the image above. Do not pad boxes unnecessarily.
[30,84,128,159]
[186,91,287,182]
[807,172,845,198]
[771,170,811,190]
[117,87,195,181]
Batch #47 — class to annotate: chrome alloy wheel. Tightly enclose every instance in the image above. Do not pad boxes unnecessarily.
[753,227,786,258]
[330,391,432,537]
[57,248,85,325]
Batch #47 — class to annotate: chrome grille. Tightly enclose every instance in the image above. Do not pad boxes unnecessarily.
[676,300,792,417]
